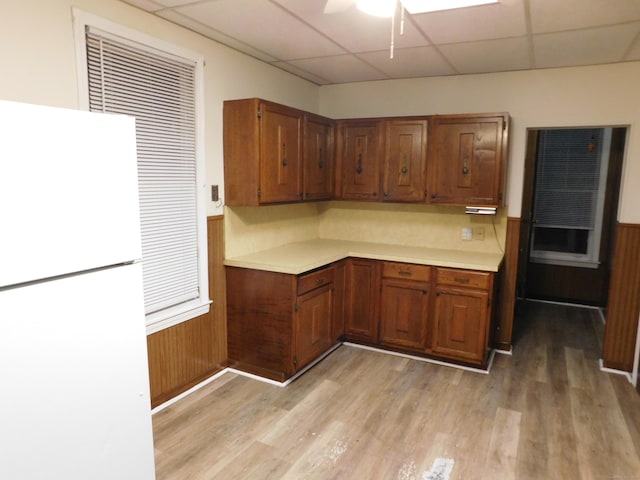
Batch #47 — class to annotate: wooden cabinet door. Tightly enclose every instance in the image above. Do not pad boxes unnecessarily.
[428,114,507,207]
[259,102,302,203]
[331,260,347,342]
[303,115,334,201]
[345,258,380,342]
[432,286,489,363]
[382,119,427,202]
[379,278,430,351]
[295,284,333,371]
[339,121,382,200]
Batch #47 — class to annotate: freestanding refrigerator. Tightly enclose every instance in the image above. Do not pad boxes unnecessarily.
[0,100,156,479]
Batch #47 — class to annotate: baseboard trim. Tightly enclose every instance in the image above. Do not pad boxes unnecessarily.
[599,358,633,383]
[152,342,496,413]
[494,346,513,356]
[343,342,495,374]
[152,343,342,413]
[151,367,229,414]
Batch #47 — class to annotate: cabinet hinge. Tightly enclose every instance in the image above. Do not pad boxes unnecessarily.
[293,356,298,368]
[257,188,262,198]
[257,107,262,119]
[295,303,299,312]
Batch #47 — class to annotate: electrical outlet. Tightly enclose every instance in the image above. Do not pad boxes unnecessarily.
[473,227,485,241]
[211,184,219,202]
[461,227,472,241]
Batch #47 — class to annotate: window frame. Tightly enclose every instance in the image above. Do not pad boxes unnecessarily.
[529,127,612,269]
[73,9,210,334]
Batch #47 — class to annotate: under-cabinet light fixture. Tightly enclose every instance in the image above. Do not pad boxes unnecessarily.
[465,206,497,215]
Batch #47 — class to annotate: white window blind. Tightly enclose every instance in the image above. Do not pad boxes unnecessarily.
[85,27,201,317]
[533,128,604,229]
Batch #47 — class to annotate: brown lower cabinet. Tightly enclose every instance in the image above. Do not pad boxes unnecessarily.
[227,259,496,381]
[379,262,431,351]
[433,268,494,364]
[226,265,335,382]
[344,258,381,343]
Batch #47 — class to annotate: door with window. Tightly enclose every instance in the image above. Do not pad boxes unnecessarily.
[519,127,625,306]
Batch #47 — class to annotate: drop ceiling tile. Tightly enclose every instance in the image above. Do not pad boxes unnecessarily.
[530,0,640,34]
[626,32,640,59]
[285,55,389,84]
[533,23,640,68]
[273,0,429,52]
[174,0,346,60]
[156,9,278,62]
[120,0,166,12]
[270,62,332,85]
[438,36,531,74]
[357,46,455,77]
[411,0,527,44]
[154,0,205,6]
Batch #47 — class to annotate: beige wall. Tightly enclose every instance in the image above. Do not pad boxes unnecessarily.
[3,0,638,249]
[318,62,640,222]
[0,0,320,217]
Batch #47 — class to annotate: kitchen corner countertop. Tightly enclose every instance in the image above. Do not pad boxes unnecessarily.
[224,239,504,275]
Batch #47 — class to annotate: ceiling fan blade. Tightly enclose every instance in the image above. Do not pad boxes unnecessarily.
[324,0,357,14]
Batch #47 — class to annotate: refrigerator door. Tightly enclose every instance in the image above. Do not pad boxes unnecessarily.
[0,100,142,287]
[0,263,155,480]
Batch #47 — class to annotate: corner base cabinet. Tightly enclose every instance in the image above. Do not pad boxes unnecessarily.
[226,265,335,381]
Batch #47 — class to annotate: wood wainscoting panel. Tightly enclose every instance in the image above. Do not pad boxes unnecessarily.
[603,222,640,371]
[494,216,520,350]
[147,215,227,408]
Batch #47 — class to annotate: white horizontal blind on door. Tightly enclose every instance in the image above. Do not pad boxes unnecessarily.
[86,26,200,317]
[533,128,604,229]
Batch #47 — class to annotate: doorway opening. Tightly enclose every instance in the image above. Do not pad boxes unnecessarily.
[517,127,626,308]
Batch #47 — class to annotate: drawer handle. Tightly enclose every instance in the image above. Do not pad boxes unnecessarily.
[454,277,470,284]
[315,277,325,284]
[398,270,412,276]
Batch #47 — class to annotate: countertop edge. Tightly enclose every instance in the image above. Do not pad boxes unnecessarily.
[224,241,502,275]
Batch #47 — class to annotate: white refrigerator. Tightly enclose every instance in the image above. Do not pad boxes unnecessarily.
[0,100,156,479]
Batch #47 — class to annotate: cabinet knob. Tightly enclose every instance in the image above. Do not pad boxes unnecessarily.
[356,153,363,174]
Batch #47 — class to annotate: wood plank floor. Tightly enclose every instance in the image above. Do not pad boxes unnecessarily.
[152,301,640,479]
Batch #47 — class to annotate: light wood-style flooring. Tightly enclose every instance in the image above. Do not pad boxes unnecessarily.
[152,301,640,479]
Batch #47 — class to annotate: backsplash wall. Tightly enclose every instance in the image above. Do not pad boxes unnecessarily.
[225,201,507,258]
[317,202,507,254]
[225,203,320,258]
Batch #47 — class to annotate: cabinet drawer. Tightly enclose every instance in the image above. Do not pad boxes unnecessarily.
[436,268,490,289]
[382,262,431,282]
[298,268,334,295]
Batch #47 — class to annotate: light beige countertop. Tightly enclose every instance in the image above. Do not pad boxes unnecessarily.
[224,239,504,274]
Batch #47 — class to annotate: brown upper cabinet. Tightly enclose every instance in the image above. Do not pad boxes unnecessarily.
[428,113,508,207]
[224,98,335,206]
[224,99,508,208]
[382,119,428,202]
[336,119,383,201]
[303,113,334,201]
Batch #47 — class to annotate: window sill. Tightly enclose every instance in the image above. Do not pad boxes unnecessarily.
[529,255,599,269]
[145,300,212,335]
